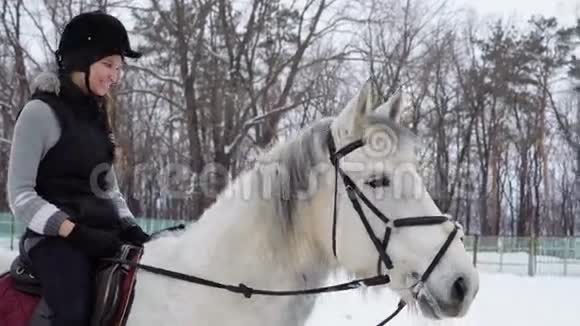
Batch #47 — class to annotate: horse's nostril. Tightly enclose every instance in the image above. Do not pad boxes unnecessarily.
[452,276,467,303]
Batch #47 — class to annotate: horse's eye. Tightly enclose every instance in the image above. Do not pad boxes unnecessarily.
[365,176,390,188]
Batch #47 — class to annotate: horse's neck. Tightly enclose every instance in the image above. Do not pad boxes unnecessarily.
[130,181,335,325]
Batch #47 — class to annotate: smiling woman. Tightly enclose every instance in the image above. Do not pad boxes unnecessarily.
[70,55,124,97]
[5,10,146,326]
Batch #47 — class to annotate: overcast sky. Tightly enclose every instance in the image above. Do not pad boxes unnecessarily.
[457,0,580,25]
[17,0,580,66]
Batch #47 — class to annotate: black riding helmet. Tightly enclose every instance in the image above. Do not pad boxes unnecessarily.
[55,10,141,95]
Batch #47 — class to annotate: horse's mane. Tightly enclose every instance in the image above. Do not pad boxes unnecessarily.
[251,118,333,230]
[236,112,419,237]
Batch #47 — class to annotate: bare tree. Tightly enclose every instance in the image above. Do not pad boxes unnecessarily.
[0,0,578,235]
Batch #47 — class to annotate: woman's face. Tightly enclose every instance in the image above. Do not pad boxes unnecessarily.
[88,54,124,96]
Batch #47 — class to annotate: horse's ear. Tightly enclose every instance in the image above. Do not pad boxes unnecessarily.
[376,90,404,123]
[333,79,381,136]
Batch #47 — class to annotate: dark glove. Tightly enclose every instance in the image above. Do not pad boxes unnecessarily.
[66,224,122,258]
[119,224,150,246]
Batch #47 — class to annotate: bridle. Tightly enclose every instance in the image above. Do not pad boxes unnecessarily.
[104,128,461,326]
[326,128,461,325]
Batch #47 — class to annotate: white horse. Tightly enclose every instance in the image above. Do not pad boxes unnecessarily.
[124,80,479,326]
[1,80,479,325]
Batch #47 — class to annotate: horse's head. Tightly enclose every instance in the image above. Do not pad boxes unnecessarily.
[326,80,479,319]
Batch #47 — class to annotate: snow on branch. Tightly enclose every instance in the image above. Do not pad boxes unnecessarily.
[116,89,185,111]
[126,64,183,88]
[225,96,322,156]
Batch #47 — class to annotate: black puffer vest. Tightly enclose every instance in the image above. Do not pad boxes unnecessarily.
[24,75,122,235]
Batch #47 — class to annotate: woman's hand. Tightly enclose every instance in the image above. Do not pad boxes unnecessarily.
[120,224,150,246]
[65,224,122,258]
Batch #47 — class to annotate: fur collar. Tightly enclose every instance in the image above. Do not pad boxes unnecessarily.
[29,71,61,95]
[29,71,106,113]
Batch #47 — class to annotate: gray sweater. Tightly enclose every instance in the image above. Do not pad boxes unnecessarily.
[6,72,135,239]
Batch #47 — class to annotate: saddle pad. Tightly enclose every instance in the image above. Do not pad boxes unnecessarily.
[114,248,143,326]
[91,245,143,326]
[0,273,41,326]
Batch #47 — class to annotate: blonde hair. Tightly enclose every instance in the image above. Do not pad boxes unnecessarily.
[98,93,118,162]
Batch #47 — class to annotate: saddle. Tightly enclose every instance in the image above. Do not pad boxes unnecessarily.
[2,244,143,326]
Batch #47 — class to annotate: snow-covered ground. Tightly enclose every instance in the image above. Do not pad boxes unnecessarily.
[1,245,579,325]
[0,246,17,274]
[307,272,580,325]
[0,238,16,251]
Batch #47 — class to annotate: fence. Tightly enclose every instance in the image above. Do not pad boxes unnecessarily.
[2,213,579,277]
[0,212,185,251]
[463,235,580,277]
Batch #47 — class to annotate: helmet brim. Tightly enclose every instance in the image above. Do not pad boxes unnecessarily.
[124,49,142,59]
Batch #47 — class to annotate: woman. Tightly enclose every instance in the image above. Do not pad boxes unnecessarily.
[6,10,149,326]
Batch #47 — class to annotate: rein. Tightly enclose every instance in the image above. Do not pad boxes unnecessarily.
[105,128,459,326]
[104,256,391,298]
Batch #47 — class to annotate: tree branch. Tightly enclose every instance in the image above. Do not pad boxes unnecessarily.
[126,64,183,88]
[547,87,580,150]
[226,95,323,157]
[116,89,185,111]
